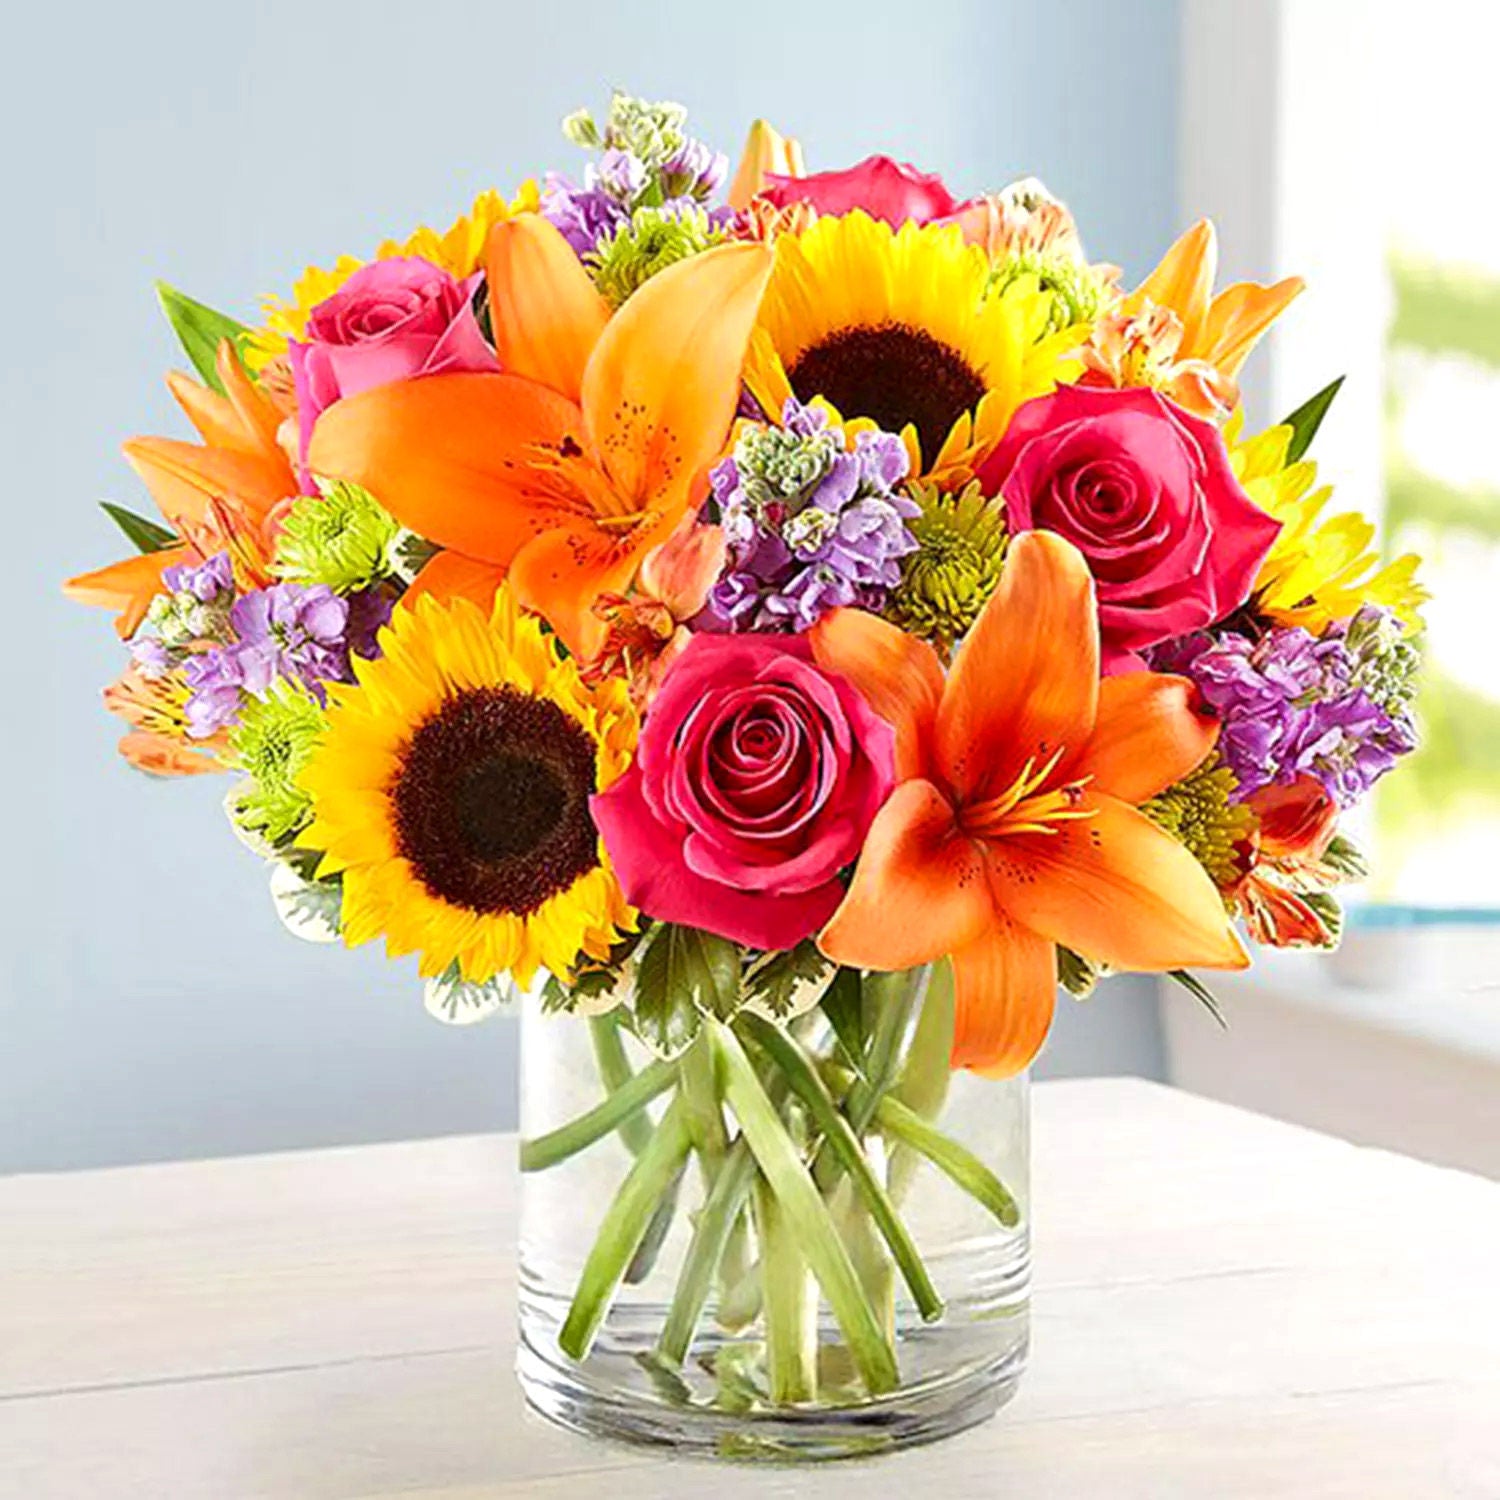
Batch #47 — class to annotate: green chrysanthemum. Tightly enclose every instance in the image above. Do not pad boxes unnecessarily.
[884,481,1008,650]
[1142,757,1256,892]
[226,681,328,847]
[988,251,1109,336]
[588,206,727,309]
[272,481,402,593]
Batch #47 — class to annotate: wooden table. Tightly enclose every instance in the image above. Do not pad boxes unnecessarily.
[2,1079,1497,1498]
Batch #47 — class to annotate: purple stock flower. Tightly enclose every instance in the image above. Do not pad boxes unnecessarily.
[1150,608,1419,807]
[181,582,373,739]
[162,550,233,603]
[230,584,349,694]
[540,173,630,257]
[129,636,173,680]
[660,139,728,200]
[699,400,919,634]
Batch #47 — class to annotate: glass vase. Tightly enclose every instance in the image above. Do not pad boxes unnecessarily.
[516,962,1030,1461]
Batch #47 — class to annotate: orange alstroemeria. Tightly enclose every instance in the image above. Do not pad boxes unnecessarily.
[1228,777,1342,948]
[810,531,1249,1076]
[64,341,295,635]
[103,666,225,778]
[1088,220,1303,419]
[581,515,728,706]
[307,217,771,655]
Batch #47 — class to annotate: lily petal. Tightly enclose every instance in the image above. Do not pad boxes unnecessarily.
[1070,672,1220,803]
[307,372,587,564]
[809,607,944,781]
[1199,275,1304,378]
[985,790,1249,973]
[63,546,189,638]
[949,916,1056,1077]
[486,215,610,403]
[508,511,679,658]
[216,339,286,458]
[123,437,290,531]
[935,530,1099,803]
[166,372,260,455]
[581,241,771,512]
[727,118,806,211]
[1134,219,1217,349]
[402,551,508,613]
[818,779,994,972]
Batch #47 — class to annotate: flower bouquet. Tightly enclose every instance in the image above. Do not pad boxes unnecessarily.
[67,93,1426,1461]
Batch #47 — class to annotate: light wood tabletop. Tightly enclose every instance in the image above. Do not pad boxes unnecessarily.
[2,1078,1496,1499]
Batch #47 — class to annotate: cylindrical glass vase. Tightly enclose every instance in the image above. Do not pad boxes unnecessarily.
[516,964,1030,1461]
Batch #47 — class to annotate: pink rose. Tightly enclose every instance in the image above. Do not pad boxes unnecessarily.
[591,634,897,950]
[761,154,974,228]
[977,386,1282,669]
[291,256,498,467]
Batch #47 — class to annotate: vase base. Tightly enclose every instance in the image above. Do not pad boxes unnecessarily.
[517,1330,1027,1462]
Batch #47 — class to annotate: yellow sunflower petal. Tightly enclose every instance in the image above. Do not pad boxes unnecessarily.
[743,211,1081,485]
[295,587,637,986]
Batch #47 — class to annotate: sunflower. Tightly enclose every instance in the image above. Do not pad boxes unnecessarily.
[743,211,1083,487]
[242,183,541,372]
[298,589,637,986]
[1228,412,1427,632]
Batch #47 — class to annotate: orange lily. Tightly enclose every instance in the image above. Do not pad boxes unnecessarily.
[64,341,295,635]
[810,531,1249,1076]
[1094,220,1303,419]
[306,217,771,655]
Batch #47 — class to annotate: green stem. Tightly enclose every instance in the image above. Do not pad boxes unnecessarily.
[656,1137,758,1363]
[754,1177,818,1404]
[520,1056,677,1173]
[557,1099,693,1361]
[588,1012,654,1158]
[848,965,931,1134]
[678,1028,729,1175]
[738,1013,944,1323]
[710,1020,899,1396]
[714,1244,763,1332]
[873,1093,1021,1229]
[889,958,957,1205]
[623,1163,683,1286]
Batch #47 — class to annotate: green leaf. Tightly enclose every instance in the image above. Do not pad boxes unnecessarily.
[820,966,867,1070]
[100,502,176,555]
[1279,375,1344,463]
[745,939,832,1019]
[1300,890,1345,950]
[267,858,342,945]
[155,281,252,394]
[630,923,742,1055]
[1321,834,1370,884]
[423,965,513,1026]
[1057,946,1104,999]
[1167,969,1228,1030]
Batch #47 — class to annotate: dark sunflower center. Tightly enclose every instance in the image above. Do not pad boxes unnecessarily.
[785,322,987,463]
[391,686,599,917]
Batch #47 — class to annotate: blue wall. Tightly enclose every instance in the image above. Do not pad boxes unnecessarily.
[1,0,1180,1170]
